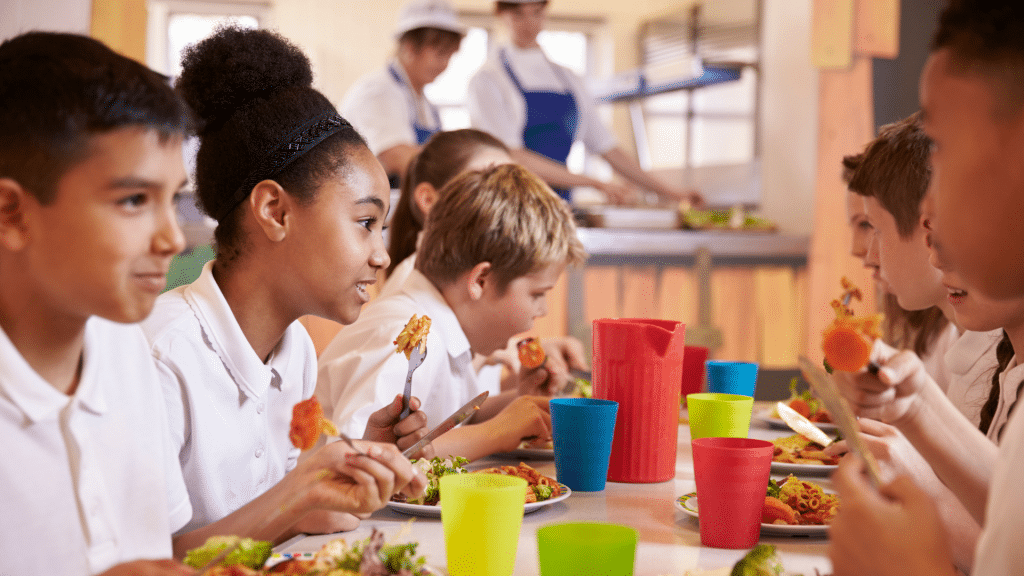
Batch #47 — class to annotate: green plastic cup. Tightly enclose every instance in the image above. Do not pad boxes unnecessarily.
[441,473,527,576]
[686,392,754,439]
[537,522,638,576]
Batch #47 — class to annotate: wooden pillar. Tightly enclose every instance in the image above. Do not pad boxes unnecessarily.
[805,0,899,362]
[90,0,147,63]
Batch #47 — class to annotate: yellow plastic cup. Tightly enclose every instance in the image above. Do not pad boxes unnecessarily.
[686,392,754,439]
[440,473,527,576]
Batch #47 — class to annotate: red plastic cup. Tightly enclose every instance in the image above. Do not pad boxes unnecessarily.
[593,318,686,483]
[690,437,773,549]
[681,346,709,404]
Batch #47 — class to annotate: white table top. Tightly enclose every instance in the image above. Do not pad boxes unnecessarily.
[275,405,833,575]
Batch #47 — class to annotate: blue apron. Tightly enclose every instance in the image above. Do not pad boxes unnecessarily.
[501,49,579,201]
[388,64,442,145]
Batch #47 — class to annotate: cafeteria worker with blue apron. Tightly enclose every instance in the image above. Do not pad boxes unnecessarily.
[342,0,464,185]
[467,0,701,205]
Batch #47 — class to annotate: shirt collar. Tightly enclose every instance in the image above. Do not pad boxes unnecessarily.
[400,269,473,362]
[183,261,289,399]
[0,317,109,423]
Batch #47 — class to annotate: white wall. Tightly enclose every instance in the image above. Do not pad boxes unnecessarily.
[0,0,91,42]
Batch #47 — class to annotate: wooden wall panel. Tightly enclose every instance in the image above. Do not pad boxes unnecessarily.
[90,0,147,62]
[710,269,759,362]
[657,268,699,328]
[812,0,855,69]
[755,267,800,368]
[621,266,659,320]
[585,267,621,323]
[854,0,900,58]
[806,56,879,363]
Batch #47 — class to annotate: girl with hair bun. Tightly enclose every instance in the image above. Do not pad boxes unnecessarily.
[140,26,427,555]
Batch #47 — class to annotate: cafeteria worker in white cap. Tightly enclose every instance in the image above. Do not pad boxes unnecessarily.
[467,0,702,204]
[341,0,464,184]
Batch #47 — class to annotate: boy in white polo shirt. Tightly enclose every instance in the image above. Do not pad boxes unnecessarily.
[0,32,193,575]
[317,163,587,461]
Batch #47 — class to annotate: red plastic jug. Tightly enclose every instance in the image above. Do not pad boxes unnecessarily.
[593,318,686,483]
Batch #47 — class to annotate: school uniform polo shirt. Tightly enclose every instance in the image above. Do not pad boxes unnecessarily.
[316,268,500,438]
[945,329,1003,429]
[974,388,1024,575]
[0,317,190,576]
[142,261,316,533]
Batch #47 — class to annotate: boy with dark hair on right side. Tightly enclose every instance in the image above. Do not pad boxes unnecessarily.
[0,32,194,576]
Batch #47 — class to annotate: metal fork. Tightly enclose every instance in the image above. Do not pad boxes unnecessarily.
[400,345,427,419]
[336,431,366,456]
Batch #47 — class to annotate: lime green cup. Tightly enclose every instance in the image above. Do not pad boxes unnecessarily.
[537,522,638,576]
[686,392,755,439]
[440,473,527,576]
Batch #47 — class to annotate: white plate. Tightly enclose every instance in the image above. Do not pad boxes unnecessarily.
[387,484,571,518]
[770,460,838,476]
[675,493,829,537]
[490,448,555,460]
[758,409,838,433]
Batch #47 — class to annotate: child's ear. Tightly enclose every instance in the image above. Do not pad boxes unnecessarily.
[0,178,32,251]
[466,261,493,300]
[413,182,439,218]
[249,179,289,242]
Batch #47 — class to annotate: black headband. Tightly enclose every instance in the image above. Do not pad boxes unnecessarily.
[217,111,351,221]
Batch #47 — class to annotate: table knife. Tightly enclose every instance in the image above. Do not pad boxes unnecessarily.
[402,390,489,458]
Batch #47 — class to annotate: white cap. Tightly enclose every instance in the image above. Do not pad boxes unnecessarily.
[394,0,466,38]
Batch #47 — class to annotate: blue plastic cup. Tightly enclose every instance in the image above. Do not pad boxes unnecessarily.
[550,398,618,492]
[705,360,758,397]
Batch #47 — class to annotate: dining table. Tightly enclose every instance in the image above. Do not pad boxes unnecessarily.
[274,402,834,575]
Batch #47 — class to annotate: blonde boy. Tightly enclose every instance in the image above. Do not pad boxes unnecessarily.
[0,33,193,575]
[317,163,586,460]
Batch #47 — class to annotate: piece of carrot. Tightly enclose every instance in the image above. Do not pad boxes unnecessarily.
[822,324,873,372]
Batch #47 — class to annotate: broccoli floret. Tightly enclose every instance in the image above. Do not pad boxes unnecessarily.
[766,479,781,500]
[730,544,784,576]
[183,536,272,570]
[532,484,554,500]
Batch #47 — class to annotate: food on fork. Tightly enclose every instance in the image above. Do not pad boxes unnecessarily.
[822,277,884,372]
[289,396,339,451]
[516,337,546,369]
[394,314,431,359]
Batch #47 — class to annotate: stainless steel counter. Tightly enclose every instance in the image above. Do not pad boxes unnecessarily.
[575,228,809,267]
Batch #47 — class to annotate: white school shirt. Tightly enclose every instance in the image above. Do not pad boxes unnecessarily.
[945,329,1003,429]
[316,268,499,438]
[380,253,418,300]
[0,318,191,576]
[986,356,1023,442]
[341,61,441,156]
[141,261,317,533]
[466,44,618,155]
[973,376,1024,575]
[919,322,959,393]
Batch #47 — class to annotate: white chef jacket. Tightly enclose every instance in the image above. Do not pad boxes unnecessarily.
[316,268,499,438]
[142,261,316,533]
[973,375,1024,575]
[341,60,442,156]
[0,317,191,575]
[944,329,1003,430]
[466,44,617,155]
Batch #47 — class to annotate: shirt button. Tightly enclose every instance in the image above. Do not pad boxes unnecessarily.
[256,402,265,414]
[255,446,264,458]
